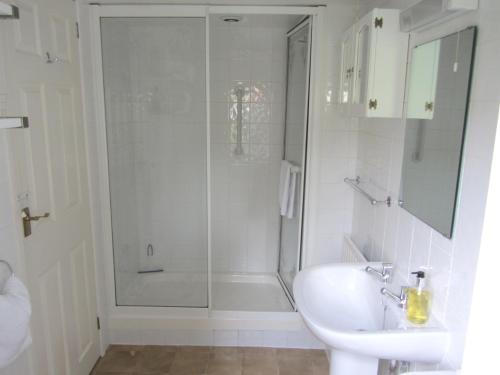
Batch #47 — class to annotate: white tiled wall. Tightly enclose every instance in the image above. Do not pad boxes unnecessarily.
[347,0,500,370]
[108,324,323,349]
[305,2,359,266]
[209,16,289,274]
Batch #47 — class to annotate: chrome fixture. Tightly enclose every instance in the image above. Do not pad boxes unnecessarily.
[0,116,29,129]
[46,52,61,64]
[220,15,242,23]
[344,176,391,207]
[365,263,393,283]
[137,268,163,274]
[234,86,244,155]
[0,2,19,19]
[381,286,408,308]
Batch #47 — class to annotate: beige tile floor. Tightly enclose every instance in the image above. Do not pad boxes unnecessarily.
[91,345,329,375]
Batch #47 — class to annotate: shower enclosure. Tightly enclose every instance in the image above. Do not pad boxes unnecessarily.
[96,6,313,313]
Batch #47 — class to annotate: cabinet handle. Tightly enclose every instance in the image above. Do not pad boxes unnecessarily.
[424,102,434,112]
[369,99,378,110]
[374,17,383,29]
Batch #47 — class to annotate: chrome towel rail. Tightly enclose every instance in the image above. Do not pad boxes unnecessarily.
[344,176,391,207]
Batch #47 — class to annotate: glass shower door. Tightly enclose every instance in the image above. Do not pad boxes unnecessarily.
[278,20,311,298]
[100,17,208,307]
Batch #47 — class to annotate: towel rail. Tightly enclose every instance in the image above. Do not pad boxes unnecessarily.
[344,176,391,207]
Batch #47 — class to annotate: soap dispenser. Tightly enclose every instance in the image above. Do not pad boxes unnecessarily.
[406,271,432,324]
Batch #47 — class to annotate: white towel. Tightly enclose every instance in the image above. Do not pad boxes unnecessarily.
[279,160,298,219]
[0,275,32,369]
[0,262,11,293]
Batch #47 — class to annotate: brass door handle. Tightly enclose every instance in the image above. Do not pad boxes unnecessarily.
[22,207,49,221]
[21,207,50,237]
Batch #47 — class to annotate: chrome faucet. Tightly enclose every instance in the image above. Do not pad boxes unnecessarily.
[381,286,408,309]
[365,263,393,283]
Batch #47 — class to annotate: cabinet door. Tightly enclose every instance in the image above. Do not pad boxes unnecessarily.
[338,26,355,105]
[352,14,373,112]
[407,40,440,119]
[365,9,408,118]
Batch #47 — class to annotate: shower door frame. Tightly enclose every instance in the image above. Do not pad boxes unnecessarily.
[89,4,324,319]
[277,17,313,307]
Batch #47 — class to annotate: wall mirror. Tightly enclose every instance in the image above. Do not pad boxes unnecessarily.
[399,27,477,238]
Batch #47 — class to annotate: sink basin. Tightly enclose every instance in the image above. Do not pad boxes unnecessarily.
[293,262,449,375]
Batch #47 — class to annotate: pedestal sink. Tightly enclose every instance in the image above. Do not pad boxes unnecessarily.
[293,263,449,375]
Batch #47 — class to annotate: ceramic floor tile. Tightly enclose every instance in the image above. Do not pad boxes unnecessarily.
[92,345,329,375]
[95,349,141,373]
[138,347,176,373]
[168,359,208,375]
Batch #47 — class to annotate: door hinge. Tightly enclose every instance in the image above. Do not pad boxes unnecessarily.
[374,17,383,28]
[75,22,79,39]
[97,316,101,330]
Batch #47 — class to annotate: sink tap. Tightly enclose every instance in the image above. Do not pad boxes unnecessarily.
[365,263,393,283]
[381,286,408,309]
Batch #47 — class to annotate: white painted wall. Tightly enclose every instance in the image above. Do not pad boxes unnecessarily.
[0,18,34,375]
[348,0,500,370]
[461,106,500,375]
[303,1,359,267]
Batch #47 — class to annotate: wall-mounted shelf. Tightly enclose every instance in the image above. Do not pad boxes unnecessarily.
[0,117,29,129]
[0,2,19,19]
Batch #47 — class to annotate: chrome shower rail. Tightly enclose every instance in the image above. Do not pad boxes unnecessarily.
[344,176,391,207]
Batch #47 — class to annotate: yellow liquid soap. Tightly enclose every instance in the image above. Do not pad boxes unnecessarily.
[406,288,432,325]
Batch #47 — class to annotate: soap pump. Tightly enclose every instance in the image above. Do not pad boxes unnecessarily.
[406,271,432,325]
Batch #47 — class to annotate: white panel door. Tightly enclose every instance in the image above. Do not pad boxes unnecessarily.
[2,0,100,374]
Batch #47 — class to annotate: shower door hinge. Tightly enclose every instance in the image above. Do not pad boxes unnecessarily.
[97,316,101,330]
[75,22,79,39]
[374,17,383,28]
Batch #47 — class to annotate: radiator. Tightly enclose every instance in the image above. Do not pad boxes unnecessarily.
[341,236,368,263]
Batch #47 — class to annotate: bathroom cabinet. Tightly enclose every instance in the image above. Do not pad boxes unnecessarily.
[338,9,409,118]
[339,25,355,107]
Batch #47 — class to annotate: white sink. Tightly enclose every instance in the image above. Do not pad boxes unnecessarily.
[293,262,449,375]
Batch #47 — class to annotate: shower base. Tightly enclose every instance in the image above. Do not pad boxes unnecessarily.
[212,273,293,312]
[116,271,292,312]
[108,273,320,349]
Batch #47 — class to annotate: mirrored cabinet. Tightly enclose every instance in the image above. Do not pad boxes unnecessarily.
[338,8,409,118]
[406,39,440,120]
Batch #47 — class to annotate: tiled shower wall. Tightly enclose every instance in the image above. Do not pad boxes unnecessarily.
[101,18,208,285]
[348,0,500,370]
[209,16,289,274]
